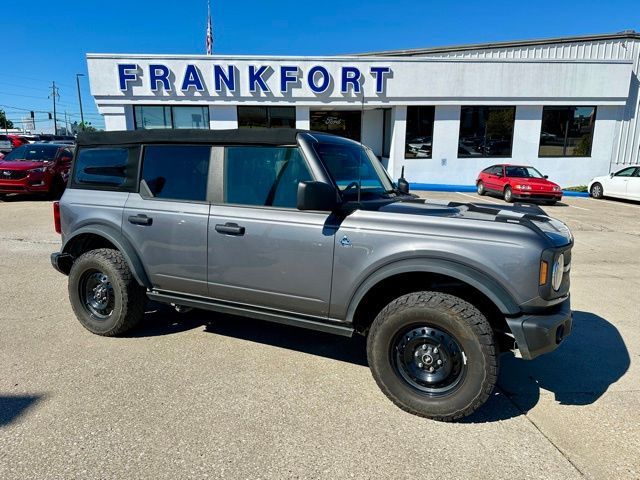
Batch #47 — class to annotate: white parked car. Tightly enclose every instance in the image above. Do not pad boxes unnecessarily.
[589,166,640,201]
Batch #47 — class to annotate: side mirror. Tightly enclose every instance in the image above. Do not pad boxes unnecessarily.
[397,165,410,194]
[610,172,615,178]
[544,175,549,179]
[297,181,338,211]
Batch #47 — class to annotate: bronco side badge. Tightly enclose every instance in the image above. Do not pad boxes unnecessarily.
[340,235,352,247]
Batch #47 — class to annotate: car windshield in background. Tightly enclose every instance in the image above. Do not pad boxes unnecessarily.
[4,145,59,161]
[313,142,394,199]
[505,166,544,178]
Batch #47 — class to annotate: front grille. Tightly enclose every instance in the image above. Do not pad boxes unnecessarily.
[1,170,28,180]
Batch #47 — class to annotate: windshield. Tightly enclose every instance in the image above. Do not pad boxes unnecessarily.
[313,142,394,200]
[4,144,58,162]
[505,166,544,178]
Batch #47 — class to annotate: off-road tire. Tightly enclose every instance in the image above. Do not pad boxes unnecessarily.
[476,181,486,196]
[367,291,498,421]
[503,186,514,203]
[48,176,65,200]
[68,248,146,336]
[590,182,603,199]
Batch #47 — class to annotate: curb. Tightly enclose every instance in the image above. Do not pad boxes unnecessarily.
[411,183,590,197]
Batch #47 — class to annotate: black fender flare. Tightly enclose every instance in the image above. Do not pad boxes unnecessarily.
[345,258,521,323]
[62,225,152,289]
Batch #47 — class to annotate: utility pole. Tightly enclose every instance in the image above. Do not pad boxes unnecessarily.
[49,81,60,135]
[65,111,69,135]
[76,73,85,129]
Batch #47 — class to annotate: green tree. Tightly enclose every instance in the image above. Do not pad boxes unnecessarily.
[78,121,97,132]
[0,110,14,129]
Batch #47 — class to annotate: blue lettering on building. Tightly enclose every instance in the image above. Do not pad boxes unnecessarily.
[248,65,271,93]
[118,64,139,91]
[181,65,205,91]
[214,65,235,92]
[307,66,331,94]
[280,66,299,93]
[149,64,171,91]
[117,63,392,96]
[370,66,391,94]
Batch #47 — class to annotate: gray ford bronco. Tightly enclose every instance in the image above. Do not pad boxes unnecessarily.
[51,128,573,421]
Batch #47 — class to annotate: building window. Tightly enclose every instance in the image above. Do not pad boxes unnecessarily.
[237,106,296,128]
[172,106,209,129]
[134,106,210,130]
[405,106,435,158]
[310,110,362,142]
[458,106,515,157]
[539,106,596,157]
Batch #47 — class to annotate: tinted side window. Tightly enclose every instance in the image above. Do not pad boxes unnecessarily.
[224,146,312,208]
[141,145,211,201]
[72,147,139,190]
[615,167,636,177]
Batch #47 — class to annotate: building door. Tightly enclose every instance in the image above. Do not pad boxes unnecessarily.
[310,110,362,142]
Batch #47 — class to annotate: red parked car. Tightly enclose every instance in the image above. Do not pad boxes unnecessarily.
[7,134,30,149]
[476,164,563,204]
[0,143,73,199]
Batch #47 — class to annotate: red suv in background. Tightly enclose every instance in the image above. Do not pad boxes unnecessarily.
[476,164,563,204]
[0,143,73,199]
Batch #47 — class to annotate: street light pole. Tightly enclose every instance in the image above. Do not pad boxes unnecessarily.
[76,73,85,130]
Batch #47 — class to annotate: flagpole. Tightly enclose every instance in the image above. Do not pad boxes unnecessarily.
[206,0,213,55]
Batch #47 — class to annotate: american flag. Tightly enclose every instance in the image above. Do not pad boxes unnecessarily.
[206,1,213,55]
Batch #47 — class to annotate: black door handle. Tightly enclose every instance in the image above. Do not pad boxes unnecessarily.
[128,214,153,226]
[215,223,245,236]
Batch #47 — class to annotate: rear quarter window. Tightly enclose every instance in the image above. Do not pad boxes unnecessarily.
[71,146,140,191]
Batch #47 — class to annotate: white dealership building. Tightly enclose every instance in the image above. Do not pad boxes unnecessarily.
[86,31,640,188]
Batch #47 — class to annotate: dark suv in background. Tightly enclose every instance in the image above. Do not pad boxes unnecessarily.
[51,129,573,421]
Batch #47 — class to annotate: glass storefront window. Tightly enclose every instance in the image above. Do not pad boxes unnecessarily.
[134,106,209,129]
[172,106,209,129]
[539,106,596,157]
[405,106,435,158]
[310,110,362,142]
[458,106,515,157]
[134,106,171,130]
[237,106,296,128]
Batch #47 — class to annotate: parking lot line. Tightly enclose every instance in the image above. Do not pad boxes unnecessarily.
[455,192,503,204]
[597,198,640,210]
[567,203,590,211]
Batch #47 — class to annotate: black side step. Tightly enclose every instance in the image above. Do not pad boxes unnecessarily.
[147,291,354,337]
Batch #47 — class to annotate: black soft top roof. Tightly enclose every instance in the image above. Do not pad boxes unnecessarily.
[76,128,325,147]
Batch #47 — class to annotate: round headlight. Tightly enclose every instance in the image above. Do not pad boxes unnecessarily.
[551,254,564,291]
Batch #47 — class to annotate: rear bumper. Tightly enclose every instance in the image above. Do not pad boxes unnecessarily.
[51,252,73,275]
[506,297,572,360]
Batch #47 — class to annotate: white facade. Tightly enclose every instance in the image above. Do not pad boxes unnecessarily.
[86,32,640,187]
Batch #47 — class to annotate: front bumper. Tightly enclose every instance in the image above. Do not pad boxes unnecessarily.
[512,191,562,201]
[0,176,50,194]
[506,297,572,359]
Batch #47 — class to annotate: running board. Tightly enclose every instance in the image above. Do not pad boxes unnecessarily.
[147,291,354,337]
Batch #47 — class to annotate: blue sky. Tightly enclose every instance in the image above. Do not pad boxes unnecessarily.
[1,0,638,133]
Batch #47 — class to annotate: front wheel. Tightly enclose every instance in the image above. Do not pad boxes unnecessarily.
[68,248,146,336]
[590,182,603,199]
[367,291,498,421]
[503,186,514,203]
[476,181,486,196]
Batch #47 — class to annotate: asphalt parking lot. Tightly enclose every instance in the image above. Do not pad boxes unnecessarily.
[1,192,639,479]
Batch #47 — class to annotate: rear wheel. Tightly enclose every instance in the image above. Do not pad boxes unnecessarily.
[503,186,514,203]
[476,181,486,196]
[590,182,603,199]
[367,291,498,421]
[68,248,146,336]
